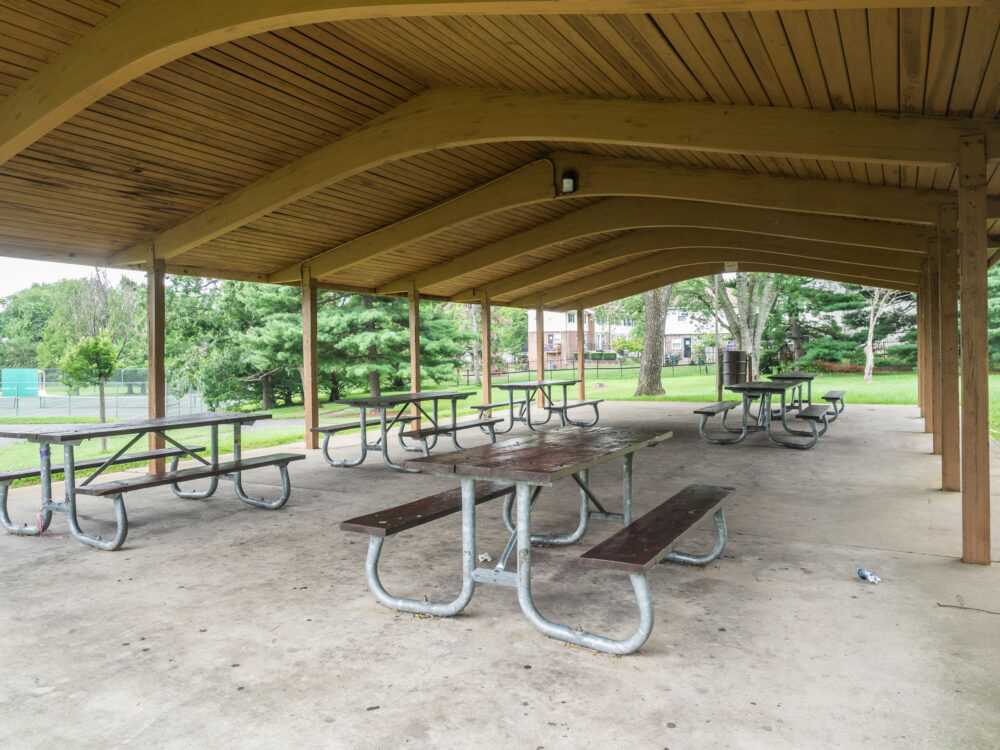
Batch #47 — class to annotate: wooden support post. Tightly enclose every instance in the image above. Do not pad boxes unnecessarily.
[480,292,492,406]
[938,205,961,491]
[146,252,166,475]
[958,135,990,564]
[535,302,545,407]
[928,252,942,453]
[921,267,934,434]
[301,267,319,450]
[577,305,585,400]
[409,282,421,426]
[916,285,925,417]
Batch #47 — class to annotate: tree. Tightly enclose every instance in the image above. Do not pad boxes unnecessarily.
[0,281,77,367]
[674,273,781,380]
[852,287,915,383]
[634,286,672,396]
[59,335,117,449]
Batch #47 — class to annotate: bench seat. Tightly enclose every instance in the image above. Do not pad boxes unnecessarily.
[546,398,603,411]
[471,399,525,413]
[693,401,740,416]
[0,446,205,484]
[340,480,515,537]
[797,404,831,421]
[579,484,733,574]
[311,415,415,435]
[821,390,846,419]
[74,453,305,496]
[401,418,502,441]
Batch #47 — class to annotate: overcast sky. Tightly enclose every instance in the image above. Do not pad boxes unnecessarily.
[0,258,145,299]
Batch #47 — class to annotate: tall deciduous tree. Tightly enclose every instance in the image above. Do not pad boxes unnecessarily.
[634,286,672,396]
[675,273,781,379]
[853,287,915,383]
[59,335,118,449]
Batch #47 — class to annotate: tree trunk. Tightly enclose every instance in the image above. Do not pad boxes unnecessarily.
[261,373,273,410]
[362,295,381,397]
[634,286,672,396]
[789,317,806,361]
[98,376,107,452]
[328,371,341,401]
[468,305,481,386]
[864,291,882,384]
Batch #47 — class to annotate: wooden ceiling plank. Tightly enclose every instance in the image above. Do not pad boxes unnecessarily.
[559,15,662,98]
[948,4,1000,116]
[868,9,900,112]
[899,7,932,114]
[674,13,750,103]
[808,10,855,110]
[751,12,812,108]
[649,13,732,102]
[837,9,877,112]
[307,22,425,94]
[923,7,968,115]
[607,14,703,99]
[703,12,774,104]
[777,10,832,109]
[269,159,556,283]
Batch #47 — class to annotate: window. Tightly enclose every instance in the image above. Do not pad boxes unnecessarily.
[671,340,683,350]
[677,312,687,322]
[547,334,554,345]
[567,312,575,324]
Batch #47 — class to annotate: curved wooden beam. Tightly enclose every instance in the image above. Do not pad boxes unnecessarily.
[552,262,917,312]
[522,248,918,307]
[268,151,982,286]
[108,84,991,266]
[3,0,978,172]
[506,239,921,307]
[377,197,931,295]
[269,160,555,284]
[458,227,923,303]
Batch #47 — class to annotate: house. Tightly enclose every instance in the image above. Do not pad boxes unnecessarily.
[527,308,720,368]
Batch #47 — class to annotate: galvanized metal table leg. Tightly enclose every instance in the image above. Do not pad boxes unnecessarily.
[663,509,727,565]
[564,401,600,427]
[171,424,220,499]
[364,477,478,616]
[515,483,655,655]
[325,409,370,467]
[378,409,419,472]
[61,446,128,551]
[0,480,52,535]
[229,424,293,508]
[622,454,633,525]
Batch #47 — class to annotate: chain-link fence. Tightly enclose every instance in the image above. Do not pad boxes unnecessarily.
[0,369,204,418]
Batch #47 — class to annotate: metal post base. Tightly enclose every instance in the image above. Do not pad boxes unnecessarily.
[0,482,52,536]
[663,509,727,565]
[231,463,293,510]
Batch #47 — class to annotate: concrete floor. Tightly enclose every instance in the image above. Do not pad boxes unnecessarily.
[1,402,998,749]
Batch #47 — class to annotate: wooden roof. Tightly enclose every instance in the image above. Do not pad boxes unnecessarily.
[2,1,999,308]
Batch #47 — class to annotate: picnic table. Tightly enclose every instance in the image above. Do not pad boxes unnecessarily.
[724,380,829,449]
[768,371,820,409]
[340,426,734,654]
[492,379,600,431]
[0,413,303,550]
[325,390,480,471]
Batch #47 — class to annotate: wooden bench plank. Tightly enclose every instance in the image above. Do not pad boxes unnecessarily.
[579,485,733,574]
[401,418,502,440]
[340,480,515,537]
[73,453,305,496]
[0,446,206,483]
[311,416,415,434]
[472,399,525,411]
[694,401,740,416]
[797,405,830,421]
[547,399,603,411]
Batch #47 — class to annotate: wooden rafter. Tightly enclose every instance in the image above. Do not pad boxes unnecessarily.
[457,227,924,303]
[0,1,978,171]
[553,262,918,312]
[108,86,994,267]
[377,197,932,295]
[520,248,919,307]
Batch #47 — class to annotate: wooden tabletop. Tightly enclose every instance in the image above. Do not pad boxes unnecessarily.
[727,380,803,394]
[333,390,476,409]
[0,412,271,443]
[769,372,820,380]
[494,379,579,390]
[403,425,671,484]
